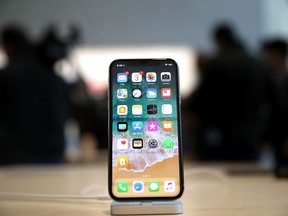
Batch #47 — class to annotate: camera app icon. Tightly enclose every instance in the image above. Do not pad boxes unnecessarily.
[161,72,171,82]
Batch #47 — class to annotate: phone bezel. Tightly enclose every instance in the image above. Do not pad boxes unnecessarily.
[108,58,184,201]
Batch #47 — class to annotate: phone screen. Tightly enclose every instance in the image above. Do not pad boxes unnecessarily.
[108,59,183,200]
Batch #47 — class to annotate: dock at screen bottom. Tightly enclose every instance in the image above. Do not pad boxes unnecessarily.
[113,178,179,197]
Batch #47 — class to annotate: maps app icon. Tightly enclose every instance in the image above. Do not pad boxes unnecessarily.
[117,89,127,99]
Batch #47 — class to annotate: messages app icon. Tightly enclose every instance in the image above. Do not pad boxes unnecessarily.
[148,181,160,192]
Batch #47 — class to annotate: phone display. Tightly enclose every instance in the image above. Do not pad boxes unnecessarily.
[108,59,184,200]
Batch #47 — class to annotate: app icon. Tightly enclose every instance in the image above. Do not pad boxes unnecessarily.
[117,181,128,192]
[133,181,144,193]
[146,72,157,82]
[162,121,173,131]
[132,72,142,82]
[161,72,171,82]
[132,89,142,98]
[117,122,128,132]
[148,181,160,192]
[117,139,128,149]
[117,89,128,99]
[132,105,142,115]
[162,138,174,148]
[132,139,143,149]
[117,156,128,167]
[162,104,172,114]
[148,138,158,148]
[147,88,157,98]
[164,180,175,192]
[147,121,158,131]
[147,104,157,114]
[132,121,143,132]
[117,105,128,115]
[117,73,128,82]
[161,88,172,98]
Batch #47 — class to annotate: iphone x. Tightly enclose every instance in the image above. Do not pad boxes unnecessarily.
[108,59,184,200]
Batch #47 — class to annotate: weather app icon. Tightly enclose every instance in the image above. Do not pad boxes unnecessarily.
[146,88,157,98]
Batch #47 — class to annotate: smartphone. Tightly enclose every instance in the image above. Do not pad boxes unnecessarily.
[108,59,184,200]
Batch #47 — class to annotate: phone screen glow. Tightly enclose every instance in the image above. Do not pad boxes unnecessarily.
[109,59,183,199]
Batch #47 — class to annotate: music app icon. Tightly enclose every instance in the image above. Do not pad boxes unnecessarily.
[164,180,175,192]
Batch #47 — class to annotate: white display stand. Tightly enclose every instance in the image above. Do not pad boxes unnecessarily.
[110,199,183,215]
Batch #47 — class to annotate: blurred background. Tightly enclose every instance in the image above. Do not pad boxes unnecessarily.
[0,0,288,175]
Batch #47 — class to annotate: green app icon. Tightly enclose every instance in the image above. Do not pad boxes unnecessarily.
[148,181,160,192]
[162,138,174,148]
[117,181,128,192]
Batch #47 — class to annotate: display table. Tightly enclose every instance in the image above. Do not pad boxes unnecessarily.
[0,162,287,216]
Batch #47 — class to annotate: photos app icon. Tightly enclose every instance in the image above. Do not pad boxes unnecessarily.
[146,72,157,82]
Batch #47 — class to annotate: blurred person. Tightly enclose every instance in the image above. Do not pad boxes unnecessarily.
[186,23,274,161]
[262,39,288,177]
[0,24,71,164]
[72,90,108,150]
[39,24,109,160]
[262,39,288,76]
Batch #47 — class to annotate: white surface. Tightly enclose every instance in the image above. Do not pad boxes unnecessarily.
[111,200,183,215]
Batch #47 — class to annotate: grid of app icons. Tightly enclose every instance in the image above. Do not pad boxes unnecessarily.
[115,71,175,151]
[115,70,177,194]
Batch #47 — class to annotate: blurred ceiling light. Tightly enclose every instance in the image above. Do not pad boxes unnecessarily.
[1,45,198,99]
[69,45,197,99]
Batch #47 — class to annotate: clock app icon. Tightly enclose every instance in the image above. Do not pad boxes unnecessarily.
[132,89,142,98]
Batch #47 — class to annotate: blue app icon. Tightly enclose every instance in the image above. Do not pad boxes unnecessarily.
[132,121,143,132]
[147,88,157,98]
[117,73,128,82]
[133,181,144,193]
